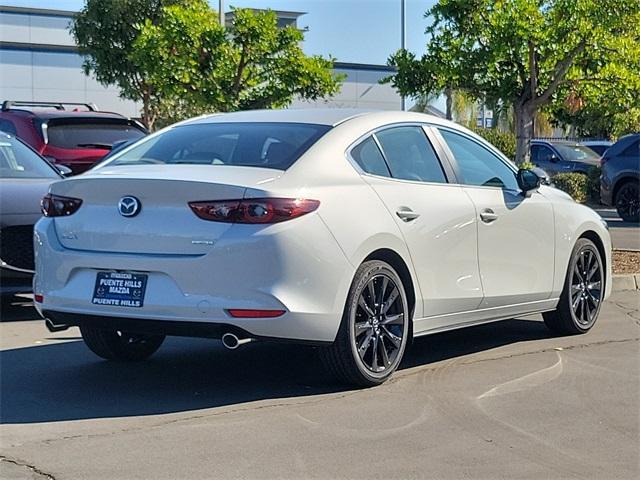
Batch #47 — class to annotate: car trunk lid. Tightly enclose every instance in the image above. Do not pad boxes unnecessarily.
[50,165,282,255]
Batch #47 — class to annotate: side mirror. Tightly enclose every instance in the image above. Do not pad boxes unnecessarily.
[57,165,73,176]
[531,166,551,186]
[549,154,559,163]
[517,168,541,196]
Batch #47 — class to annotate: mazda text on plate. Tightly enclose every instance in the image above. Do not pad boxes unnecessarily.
[33,110,612,386]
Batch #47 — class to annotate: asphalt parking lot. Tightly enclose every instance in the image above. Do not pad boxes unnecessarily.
[595,208,640,250]
[1,291,638,480]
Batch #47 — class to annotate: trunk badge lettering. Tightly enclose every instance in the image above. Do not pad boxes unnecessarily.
[191,240,215,245]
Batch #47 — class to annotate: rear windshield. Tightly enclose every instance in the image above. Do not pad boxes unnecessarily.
[0,134,59,179]
[106,122,331,170]
[47,120,146,149]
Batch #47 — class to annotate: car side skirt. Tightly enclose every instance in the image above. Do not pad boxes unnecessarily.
[413,298,560,337]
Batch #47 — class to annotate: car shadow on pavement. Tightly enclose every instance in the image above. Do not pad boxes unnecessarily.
[0,307,555,425]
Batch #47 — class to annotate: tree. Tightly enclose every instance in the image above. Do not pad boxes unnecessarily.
[384,0,640,163]
[71,0,185,130]
[131,1,342,118]
[551,37,640,138]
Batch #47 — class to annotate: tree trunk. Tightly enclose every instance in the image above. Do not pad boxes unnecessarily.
[514,102,535,165]
[445,87,453,120]
[141,86,155,132]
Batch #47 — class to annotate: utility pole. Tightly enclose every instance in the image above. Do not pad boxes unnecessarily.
[400,0,406,111]
[219,0,224,27]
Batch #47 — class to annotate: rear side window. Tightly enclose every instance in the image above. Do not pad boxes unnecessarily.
[375,126,447,183]
[350,136,390,177]
[47,120,145,149]
[0,119,17,135]
[107,122,331,170]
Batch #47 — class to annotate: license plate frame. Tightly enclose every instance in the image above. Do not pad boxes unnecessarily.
[92,271,148,308]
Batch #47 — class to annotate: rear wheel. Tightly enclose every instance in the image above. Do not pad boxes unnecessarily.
[80,325,165,361]
[543,238,604,335]
[320,260,409,387]
[615,180,640,223]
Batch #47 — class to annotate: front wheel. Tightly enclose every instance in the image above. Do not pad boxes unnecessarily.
[543,238,604,335]
[80,325,165,361]
[320,260,410,387]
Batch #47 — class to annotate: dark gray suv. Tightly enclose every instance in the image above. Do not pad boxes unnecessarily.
[600,133,639,223]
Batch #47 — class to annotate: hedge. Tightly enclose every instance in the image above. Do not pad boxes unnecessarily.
[553,173,589,203]
[552,166,601,204]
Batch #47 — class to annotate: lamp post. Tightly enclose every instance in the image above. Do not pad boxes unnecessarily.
[219,0,224,27]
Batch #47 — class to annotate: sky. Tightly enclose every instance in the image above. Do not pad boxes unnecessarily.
[7,0,437,64]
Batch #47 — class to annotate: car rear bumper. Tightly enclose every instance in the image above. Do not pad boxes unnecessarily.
[33,215,354,343]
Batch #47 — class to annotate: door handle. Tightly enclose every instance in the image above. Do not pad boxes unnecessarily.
[396,208,420,222]
[480,208,498,223]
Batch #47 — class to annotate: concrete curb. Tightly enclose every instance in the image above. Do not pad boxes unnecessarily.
[612,274,640,292]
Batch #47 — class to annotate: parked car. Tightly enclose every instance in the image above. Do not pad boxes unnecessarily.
[580,140,612,156]
[600,133,640,222]
[0,130,65,295]
[0,101,148,175]
[530,140,601,175]
[33,110,611,386]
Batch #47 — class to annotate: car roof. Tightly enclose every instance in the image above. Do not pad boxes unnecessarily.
[180,108,447,127]
[1,109,128,120]
[532,139,580,146]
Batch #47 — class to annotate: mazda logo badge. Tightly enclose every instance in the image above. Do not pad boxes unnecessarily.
[118,196,141,217]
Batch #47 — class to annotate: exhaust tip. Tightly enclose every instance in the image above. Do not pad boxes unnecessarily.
[221,333,240,350]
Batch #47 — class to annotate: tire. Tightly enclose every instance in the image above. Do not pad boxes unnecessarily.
[80,325,165,361]
[614,180,640,223]
[320,260,410,387]
[543,238,604,335]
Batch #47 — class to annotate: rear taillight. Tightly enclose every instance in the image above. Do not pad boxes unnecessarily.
[41,193,83,217]
[189,198,320,224]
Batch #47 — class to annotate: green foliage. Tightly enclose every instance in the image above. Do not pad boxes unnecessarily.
[71,0,186,128]
[132,2,342,121]
[474,128,516,161]
[553,172,589,203]
[384,0,640,162]
[72,0,342,130]
[519,161,536,171]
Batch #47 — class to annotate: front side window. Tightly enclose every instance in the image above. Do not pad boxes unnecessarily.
[375,126,447,183]
[532,144,554,163]
[439,129,518,190]
[106,122,331,170]
[350,136,390,177]
[0,134,59,179]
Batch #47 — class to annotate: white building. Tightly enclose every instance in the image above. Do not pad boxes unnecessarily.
[0,5,401,118]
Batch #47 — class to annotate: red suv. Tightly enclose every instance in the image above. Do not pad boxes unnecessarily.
[0,101,148,174]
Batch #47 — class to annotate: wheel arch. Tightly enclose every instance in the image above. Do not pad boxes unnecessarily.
[578,230,608,292]
[363,248,417,340]
[612,175,639,203]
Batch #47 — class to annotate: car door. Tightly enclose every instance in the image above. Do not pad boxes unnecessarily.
[437,128,555,309]
[349,126,482,321]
